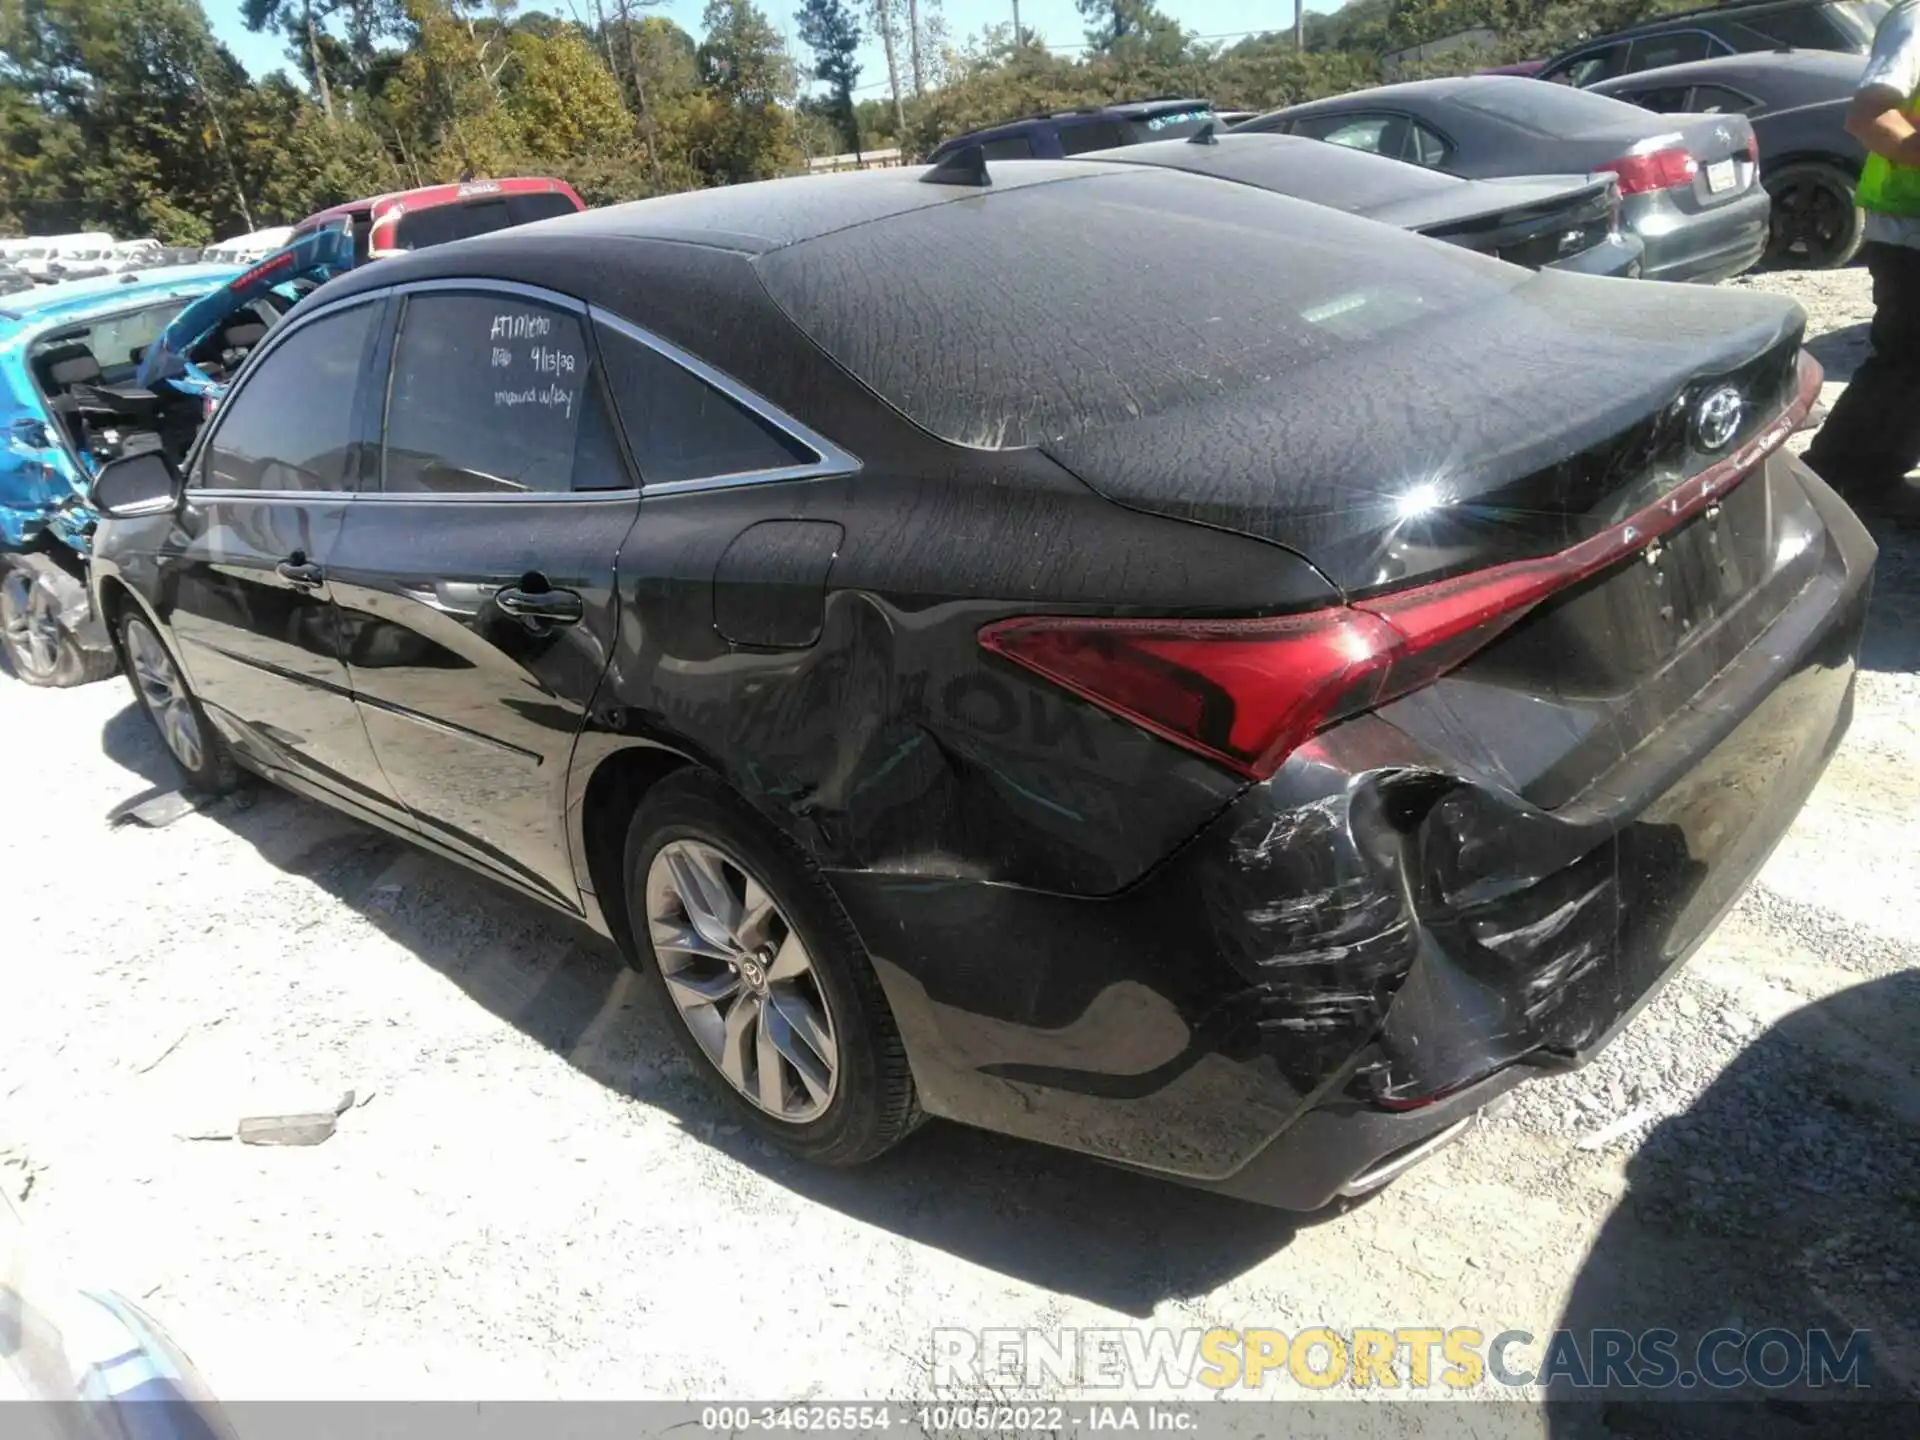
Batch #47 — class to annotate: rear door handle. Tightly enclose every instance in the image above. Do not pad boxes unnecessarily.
[496,585,583,626]
[276,558,325,589]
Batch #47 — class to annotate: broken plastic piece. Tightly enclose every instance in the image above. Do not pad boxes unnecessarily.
[921,145,991,188]
[236,1114,337,1147]
[108,789,213,829]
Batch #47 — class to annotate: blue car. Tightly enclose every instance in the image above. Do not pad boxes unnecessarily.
[1,230,348,686]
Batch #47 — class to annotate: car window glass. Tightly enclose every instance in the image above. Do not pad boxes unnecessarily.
[1405,121,1451,166]
[1060,121,1124,154]
[595,322,817,486]
[1552,44,1629,85]
[382,291,610,494]
[1627,32,1714,70]
[199,303,377,491]
[978,135,1036,160]
[1689,84,1758,113]
[1294,113,1399,154]
[1616,83,1695,112]
[1743,7,1848,46]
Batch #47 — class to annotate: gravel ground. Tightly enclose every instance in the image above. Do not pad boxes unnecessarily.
[1,266,1916,1419]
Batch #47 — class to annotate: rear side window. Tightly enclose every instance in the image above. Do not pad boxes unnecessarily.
[1059,120,1125,155]
[1406,121,1451,166]
[756,167,1526,451]
[595,322,817,485]
[380,291,626,494]
[978,135,1036,160]
[199,303,378,491]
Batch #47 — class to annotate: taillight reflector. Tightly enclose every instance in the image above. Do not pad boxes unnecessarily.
[1598,146,1698,196]
[982,352,1821,780]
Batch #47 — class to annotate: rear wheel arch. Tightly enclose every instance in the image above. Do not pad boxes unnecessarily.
[578,742,694,960]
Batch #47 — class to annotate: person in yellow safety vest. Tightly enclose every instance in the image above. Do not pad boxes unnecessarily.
[1805,0,1920,518]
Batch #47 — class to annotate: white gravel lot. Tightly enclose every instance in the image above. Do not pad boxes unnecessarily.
[1,265,1916,1418]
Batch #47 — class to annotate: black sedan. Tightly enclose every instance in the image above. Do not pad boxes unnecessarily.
[1594,50,1869,268]
[1073,129,1643,275]
[87,162,1870,1209]
[1235,76,1771,283]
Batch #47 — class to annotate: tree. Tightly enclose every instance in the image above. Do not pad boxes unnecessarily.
[696,0,801,183]
[795,0,861,159]
[866,0,905,140]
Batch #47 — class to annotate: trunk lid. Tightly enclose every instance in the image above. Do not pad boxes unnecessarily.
[1040,269,1805,597]
[1387,175,1619,269]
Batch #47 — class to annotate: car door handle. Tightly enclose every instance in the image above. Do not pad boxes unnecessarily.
[276,558,325,589]
[495,585,583,625]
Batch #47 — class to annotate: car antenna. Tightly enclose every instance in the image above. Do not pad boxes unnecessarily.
[921,144,992,188]
[1188,121,1220,145]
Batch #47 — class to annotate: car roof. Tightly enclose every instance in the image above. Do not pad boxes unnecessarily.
[312,162,1112,288]
[295,176,581,233]
[1594,0,1840,40]
[0,264,240,339]
[1076,132,1472,207]
[1591,49,1865,95]
[931,98,1211,150]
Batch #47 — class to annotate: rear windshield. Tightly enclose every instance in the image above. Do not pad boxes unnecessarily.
[1447,78,1644,133]
[1118,107,1214,142]
[394,191,579,250]
[754,168,1526,450]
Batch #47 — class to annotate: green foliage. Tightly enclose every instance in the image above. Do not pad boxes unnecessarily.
[0,0,1746,244]
[795,0,862,153]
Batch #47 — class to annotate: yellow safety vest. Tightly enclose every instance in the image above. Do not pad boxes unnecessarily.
[1857,85,1920,216]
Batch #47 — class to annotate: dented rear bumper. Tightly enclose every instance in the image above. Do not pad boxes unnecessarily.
[831,462,1874,1209]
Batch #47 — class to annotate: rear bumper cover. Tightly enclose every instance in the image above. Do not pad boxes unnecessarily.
[1545,231,1644,279]
[1634,191,1770,283]
[831,460,1874,1209]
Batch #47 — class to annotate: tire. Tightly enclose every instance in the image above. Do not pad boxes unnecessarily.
[1764,161,1865,271]
[623,768,920,1166]
[0,553,117,688]
[117,608,241,794]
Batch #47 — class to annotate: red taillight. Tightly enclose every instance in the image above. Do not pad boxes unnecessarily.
[1745,132,1759,163]
[982,352,1822,780]
[1597,145,1697,196]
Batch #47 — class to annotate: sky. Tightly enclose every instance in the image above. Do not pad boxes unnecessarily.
[205,0,1350,105]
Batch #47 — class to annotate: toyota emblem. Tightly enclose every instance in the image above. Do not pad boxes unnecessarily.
[1693,383,1744,452]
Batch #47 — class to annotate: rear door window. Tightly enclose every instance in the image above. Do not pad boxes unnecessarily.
[1626,32,1717,71]
[1548,44,1629,85]
[1741,6,1855,46]
[199,302,379,491]
[379,290,628,494]
[1292,112,1408,157]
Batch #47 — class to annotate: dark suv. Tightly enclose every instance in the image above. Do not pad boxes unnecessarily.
[1540,0,1885,87]
[926,97,1215,161]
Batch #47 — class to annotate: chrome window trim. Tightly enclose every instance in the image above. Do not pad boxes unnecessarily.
[589,305,861,496]
[186,276,857,503]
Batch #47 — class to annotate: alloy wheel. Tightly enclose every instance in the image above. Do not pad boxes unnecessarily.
[125,619,204,773]
[0,568,60,680]
[645,838,839,1123]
